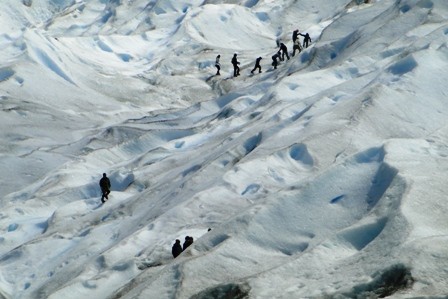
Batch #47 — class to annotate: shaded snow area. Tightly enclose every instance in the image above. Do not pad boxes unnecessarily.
[1,0,448,298]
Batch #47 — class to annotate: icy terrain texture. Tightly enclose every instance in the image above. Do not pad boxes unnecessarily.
[0,0,448,298]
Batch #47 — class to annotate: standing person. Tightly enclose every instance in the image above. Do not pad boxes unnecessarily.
[183,236,194,250]
[272,51,281,69]
[99,173,111,203]
[215,54,221,75]
[231,53,240,77]
[172,239,183,258]
[292,37,303,56]
[279,43,290,61]
[300,32,312,48]
[250,57,262,74]
[292,29,299,43]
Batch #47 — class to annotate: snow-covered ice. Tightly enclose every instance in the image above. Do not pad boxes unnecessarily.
[0,0,448,298]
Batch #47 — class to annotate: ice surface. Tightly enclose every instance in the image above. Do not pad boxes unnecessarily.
[0,0,448,298]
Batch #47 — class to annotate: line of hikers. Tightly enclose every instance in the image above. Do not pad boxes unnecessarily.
[97,32,312,255]
[215,29,312,77]
[98,33,312,200]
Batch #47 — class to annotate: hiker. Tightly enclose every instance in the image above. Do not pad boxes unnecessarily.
[292,29,299,43]
[183,236,194,250]
[292,37,303,56]
[99,173,111,203]
[215,54,221,75]
[231,53,240,77]
[299,32,312,48]
[272,51,281,69]
[172,239,183,258]
[279,43,290,61]
[251,57,262,74]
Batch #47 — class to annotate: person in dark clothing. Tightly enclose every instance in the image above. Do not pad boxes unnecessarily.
[279,43,290,61]
[99,173,111,203]
[183,236,194,250]
[299,32,312,48]
[292,29,299,43]
[172,239,183,258]
[215,54,221,75]
[231,53,240,77]
[292,37,303,57]
[272,51,281,69]
[251,57,262,74]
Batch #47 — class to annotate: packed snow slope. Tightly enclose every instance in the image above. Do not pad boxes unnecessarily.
[1,0,448,298]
